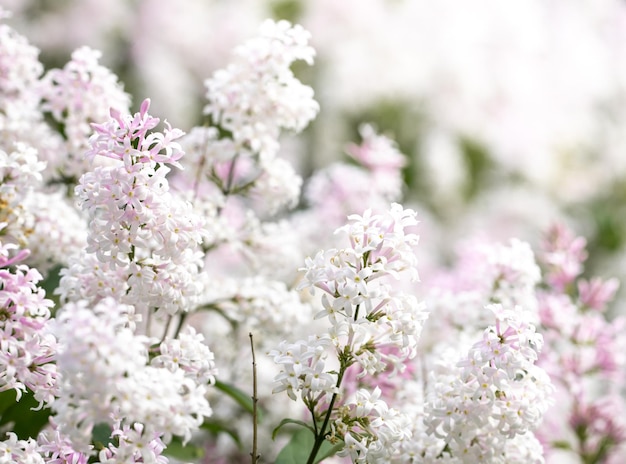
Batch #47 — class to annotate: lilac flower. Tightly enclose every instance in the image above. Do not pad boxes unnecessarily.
[539,223,588,292]
[423,303,553,463]
[0,240,57,406]
[40,46,130,179]
[52,298,214,453]
[69,99,205,316]
[204,19,318,162]
[272,204,427,462]
[0,433,44,464]
[37,427,89,464]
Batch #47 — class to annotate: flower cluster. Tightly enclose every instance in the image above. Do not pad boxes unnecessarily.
[303,125,408,229]
[204,19,318,161]
[40,46,130,179]
[0,240,57,406]
[332,387,412,463]
[62,99,204,317]
[5,10,623,464]
[535,224,626,463]
[271,203,428,462]
[173,19,319,229]
[424,304,553,462]
[0,143,45,244]
[52,298,214,455]
[0,15,65,182]
[300,203,426,373]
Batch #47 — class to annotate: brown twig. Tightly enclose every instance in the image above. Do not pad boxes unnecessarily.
[250,332,260,463]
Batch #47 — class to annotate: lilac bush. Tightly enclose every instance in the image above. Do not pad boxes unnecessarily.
[1,7,626,464]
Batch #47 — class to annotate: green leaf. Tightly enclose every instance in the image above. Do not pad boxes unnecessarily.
[163,436,205,460]
[200,420,242,447]
[214,380,264,422]
[552,440,573,451]
[39,264,63,312]
[275,428,342,464]
[0,389,51,439]
[317,441,344,463]
[272,418,315,440]
[0,390,18,417]
[91,423,112,450]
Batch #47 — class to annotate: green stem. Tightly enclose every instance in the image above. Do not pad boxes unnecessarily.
[224,153,240,195]
[172,312,189,339]
[306,369,346,464]
[160,315,174,344]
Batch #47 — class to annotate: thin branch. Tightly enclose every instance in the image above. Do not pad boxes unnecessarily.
[250,332,260,464]
[172,312,188,339]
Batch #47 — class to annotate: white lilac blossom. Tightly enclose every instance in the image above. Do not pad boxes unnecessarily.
[0,240,57,407]
[21,189,88,274]
[203,19,319,162]
[40,46,131,180]
[0,144,88,302]
[332,387,413,463]
[199,275,311,336]
[249,156,302,216]
[174,19,317,244]
[52,298,214,453]
[0,17,42,110]
[299,204,426,372]
[271,203,428,462]
[68,99,205,317]
[0,142,44,206]
[95,422,168,464]
[0,432,44,464]
[424,304,553,463]
[0,143,46,246]
[422,237,542,350]
[0,17,66,179]
[151,326,217,385]
[235,215,305,281]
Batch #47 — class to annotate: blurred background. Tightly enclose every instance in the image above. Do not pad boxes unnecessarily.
[3,0,626,305]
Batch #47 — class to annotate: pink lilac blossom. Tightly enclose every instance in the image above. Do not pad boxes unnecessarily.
[0,239,57,407]
[535,224,626,463]
[421,237,542,351]
[37,427,89,464]
[70,99,205,317]
[345,124,407,201]
[302,126,408,235]
[39,46,130,179]
[539,223,588,292]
